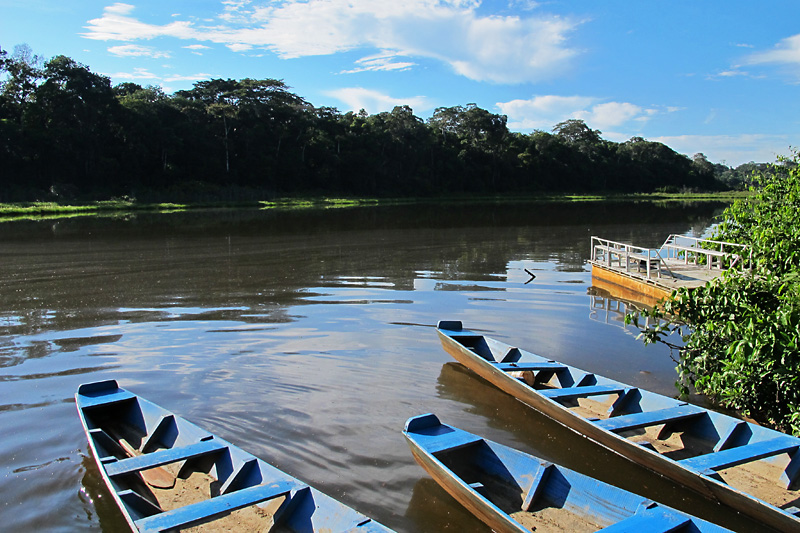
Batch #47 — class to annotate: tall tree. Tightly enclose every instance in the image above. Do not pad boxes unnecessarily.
[22,55,123,194]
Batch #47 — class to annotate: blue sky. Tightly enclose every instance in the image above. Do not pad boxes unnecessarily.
[2,1,799,166]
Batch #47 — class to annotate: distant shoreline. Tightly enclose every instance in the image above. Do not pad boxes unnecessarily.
[0,192,747,222]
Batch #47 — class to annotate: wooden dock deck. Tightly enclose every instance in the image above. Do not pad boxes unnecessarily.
[589,235,749,304]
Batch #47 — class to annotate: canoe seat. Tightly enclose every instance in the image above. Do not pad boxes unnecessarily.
[105,438,227,478]
[540,385,625,401]
[493,362,566,372]
[521,463,552,511]
[494,361,567,372]
[78,388,137,409]
[134,480,296,532]
[595,405,705,433]
[425,431,484,455]
[594,507,692,532]
[680,436,800,474]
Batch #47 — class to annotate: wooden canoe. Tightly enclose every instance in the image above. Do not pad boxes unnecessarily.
[404,413,732,533]
[76,380,392,533]
[436,321,800,532]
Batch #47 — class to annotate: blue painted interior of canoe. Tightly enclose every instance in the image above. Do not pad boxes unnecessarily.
[77,380,394,532]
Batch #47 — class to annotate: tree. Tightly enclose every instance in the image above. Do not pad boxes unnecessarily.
[427,104,508,191]
[552,119,601,147]
[552,119,610,188]
[20,55,124,194]
[0,45,47,197]
[0,44,43,114]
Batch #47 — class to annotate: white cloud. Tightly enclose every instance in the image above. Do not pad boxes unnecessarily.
[496,95,594,129]
[101,67,211,85]
[652,134,791,166]
[324,87,429,114]
[104,67,159,80]
[341,53,416,74]
[225,43,254,52]
[715,69,749,77]
[509,0,541,11]
[83,0,583,83]
[575,101,646,128]
[163,73,213,82]
[184,44,210,55]
[745,34,800,66]
[496,95,661,132]
[108,44,171,58]
[83,3,197,41]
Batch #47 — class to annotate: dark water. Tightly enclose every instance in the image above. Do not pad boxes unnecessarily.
[0,201,764,532]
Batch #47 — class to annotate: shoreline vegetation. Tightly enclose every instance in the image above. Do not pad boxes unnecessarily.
[1,45,772,206]
[0,192,747,221]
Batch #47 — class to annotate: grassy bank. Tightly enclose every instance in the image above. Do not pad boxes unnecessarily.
[0,191,746,221]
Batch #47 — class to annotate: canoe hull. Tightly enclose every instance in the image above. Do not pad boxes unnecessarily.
[436,322,800,533]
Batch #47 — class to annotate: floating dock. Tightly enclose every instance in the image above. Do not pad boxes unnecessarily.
[589,234,749,305]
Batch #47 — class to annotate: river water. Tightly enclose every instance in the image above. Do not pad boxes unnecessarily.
[0,201,763,532]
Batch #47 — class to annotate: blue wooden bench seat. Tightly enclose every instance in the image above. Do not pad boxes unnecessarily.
[425,430,483,455]
[78,388,137,409]
[134,480,296,532]
[105,438,227,478]
[405,414,484,454]
[594,507,692,532]
[595,405,705,433]
[680,436,800,474]
[492,361,566,372]
[540,385,625,401]
[521,463,552,512]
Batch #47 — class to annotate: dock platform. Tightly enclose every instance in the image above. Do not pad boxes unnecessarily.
[589,234,749,304]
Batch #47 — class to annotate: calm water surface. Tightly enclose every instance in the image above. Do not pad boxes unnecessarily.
[0,201,764,532]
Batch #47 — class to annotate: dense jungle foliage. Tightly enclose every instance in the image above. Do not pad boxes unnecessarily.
[630,155,800,434]
[0,45,751,202]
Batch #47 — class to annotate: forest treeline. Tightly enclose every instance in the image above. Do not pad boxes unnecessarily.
[0,46,760,202]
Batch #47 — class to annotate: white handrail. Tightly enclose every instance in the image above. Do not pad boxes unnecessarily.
[660,234,750,270]
[590,236,663,280]
[591,235,751,279]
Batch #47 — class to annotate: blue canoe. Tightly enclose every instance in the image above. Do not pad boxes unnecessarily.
[76,380,392,533]
[436,321,800,532]
[404,413,732,533]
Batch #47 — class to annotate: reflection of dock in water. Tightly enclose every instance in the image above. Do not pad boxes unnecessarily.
[588,285,664,334]
[589,234,749,304]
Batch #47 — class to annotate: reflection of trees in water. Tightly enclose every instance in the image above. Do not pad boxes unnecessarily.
[0,201,725,339]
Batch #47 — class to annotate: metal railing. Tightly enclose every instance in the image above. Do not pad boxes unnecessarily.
[659,234,750,270]
[590,236,668,280]
[590,235,751,281]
